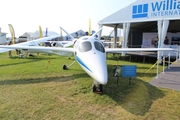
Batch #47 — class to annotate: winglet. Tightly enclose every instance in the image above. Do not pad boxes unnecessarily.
[59,26,74,40]
[92,27,103,37]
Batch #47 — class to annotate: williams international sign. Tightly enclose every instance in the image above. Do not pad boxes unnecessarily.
[132,0,180,19]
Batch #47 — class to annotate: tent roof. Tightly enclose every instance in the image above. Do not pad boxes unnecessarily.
[102,20,180,32]
[99,0,180,32]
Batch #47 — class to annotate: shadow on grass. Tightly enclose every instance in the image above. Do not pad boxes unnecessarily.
[0,73,89,86]
[0,57,56,67]
[103,64,165,116]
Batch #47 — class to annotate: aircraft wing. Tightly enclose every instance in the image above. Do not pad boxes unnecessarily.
[15,35,61,46]
[60,41,72,44]
[0,48,14,53]
[0,35,62,53]
[105,48,176,53]
[0,45,74,53]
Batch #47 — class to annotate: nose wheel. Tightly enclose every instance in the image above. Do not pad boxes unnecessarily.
[92,84,103,94]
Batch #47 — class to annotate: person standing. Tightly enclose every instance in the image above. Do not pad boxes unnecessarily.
[8,41,12,57]
[154,37,158,48]
[164,36,169,45]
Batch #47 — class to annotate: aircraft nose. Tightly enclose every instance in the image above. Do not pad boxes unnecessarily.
[78,51,108,85]
[95,70,108,84]
[90,57,108,85]
[99,77,108,84]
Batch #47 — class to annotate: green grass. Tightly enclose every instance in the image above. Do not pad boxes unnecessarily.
[0,51,180,120]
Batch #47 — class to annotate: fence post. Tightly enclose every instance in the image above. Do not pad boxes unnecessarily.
[179,47,180,60]
[141,45,143,55]
[168,53,170,69]
[163,56,165,73]
[176,49,178,62]
[156,59,159,79]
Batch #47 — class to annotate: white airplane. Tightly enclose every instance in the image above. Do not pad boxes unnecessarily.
[0,34,73,57]
[0,26,176,94]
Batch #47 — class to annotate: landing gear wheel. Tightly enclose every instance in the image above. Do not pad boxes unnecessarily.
[92,85,96,92]
[99,84,103,93]
[92,84,103,94]
[63,65,68,70]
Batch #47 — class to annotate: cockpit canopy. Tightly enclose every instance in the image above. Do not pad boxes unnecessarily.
[94,41,105,53]
[78,40,105,53]
[79,41,92,52]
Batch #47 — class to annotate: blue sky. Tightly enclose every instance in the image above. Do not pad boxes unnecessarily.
[0,0,136,37]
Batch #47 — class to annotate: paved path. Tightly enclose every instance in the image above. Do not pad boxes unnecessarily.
[149,59,180,91]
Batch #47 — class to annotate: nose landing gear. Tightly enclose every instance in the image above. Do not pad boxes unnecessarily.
[92,84,103,94]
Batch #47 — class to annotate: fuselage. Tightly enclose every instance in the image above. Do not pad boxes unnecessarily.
[73,36,108,85]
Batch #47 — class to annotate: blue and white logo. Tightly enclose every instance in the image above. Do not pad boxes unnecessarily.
[151,0,180,17]
[132,4,148,18]
[132,0,180,19]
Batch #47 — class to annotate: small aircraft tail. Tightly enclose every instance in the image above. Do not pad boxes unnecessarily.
[8,24,15,44]
[60,27,63,41]
[92,27,103,37]
[59,26,74,40]
[45,27,48,37]
[39,26,43,38]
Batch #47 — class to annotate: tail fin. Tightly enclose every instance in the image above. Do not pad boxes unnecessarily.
[45,27,48,37]
[60,27,63,41]
[8,24,15,44]
[59,26,74,40]
[88,18,91,36]
[39,26,43,38]
[60,27,62,37]
[92,27,103,38]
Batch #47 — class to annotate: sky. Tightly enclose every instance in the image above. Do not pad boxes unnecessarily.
[0,0,136,37]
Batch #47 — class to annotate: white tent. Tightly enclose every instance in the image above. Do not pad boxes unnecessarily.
[98,0,180,58]
[0,33,7,44]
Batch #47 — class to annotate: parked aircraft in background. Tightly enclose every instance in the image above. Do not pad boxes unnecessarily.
[0,26,176,94]
[1,24,73,57]
[6,24,62,57]
[0,35,65,56]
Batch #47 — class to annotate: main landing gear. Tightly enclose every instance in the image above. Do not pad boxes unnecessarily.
[62,61,76,70]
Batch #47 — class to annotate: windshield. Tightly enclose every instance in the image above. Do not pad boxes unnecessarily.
[94,41,105,53]
[74,40,79,49]
[78,41,92,52]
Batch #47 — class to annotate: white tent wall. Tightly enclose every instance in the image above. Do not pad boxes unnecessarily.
[113,25,118,48]
[99,0,180,24]
[157,20,169,59]
[122,23,130,56]
[0,34,7,44]
[157,20,163,60]
[98,0,180,56]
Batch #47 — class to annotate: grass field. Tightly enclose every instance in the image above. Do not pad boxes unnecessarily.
[0,51,180,120]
